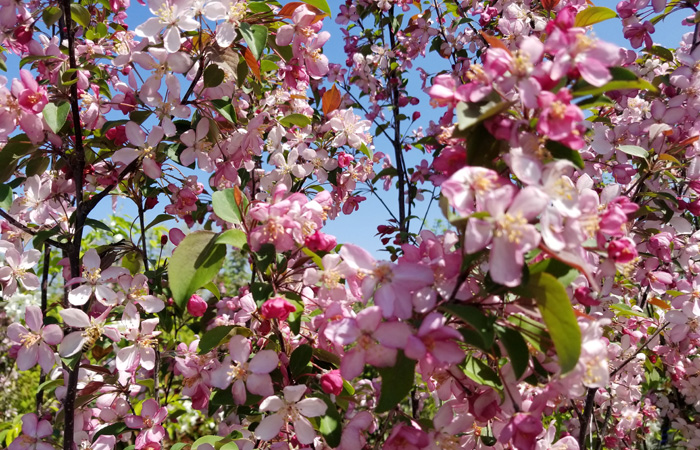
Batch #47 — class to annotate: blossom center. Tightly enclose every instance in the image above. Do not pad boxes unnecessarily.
[550,101,567,119]
[494,212,527,243]
[83,266,102,284]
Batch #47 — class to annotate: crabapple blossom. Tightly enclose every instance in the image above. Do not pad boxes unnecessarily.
[256,385,327,444]
[8,414,53,450]
[7,305,62,372]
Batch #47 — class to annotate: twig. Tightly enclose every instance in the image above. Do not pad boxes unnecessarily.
[0,209,66,250]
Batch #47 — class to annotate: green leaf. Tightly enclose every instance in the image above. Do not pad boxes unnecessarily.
[216,229,247,248]
[19,55,56,69]
[454,99,513,135]
[25,157,50,177]
[203,64,226,88]
[92,423,127,441]
[303,0,331,16]
[260,60,279,73]
[609,303,646,317]
[145,214,174,231]
[573,67,657,97]
[239,23,268,61]
[375,351,415,414]
[191,436,225,450]
[171,444,188,450]
[289,344,313,378]
[0,184,12,210]
[644,45,674,62]
[36,378,63,394]
[85,218,112,233]
[545,140,584,169]
[529,258,579,287]
[517,273,581,373]
[495,326,530,380]
[464,123,508,169]
[574,6,617,27]
[168,231,227,309]
[279,113,312,128]
[212,189,242,225]
[617,145,649,158]
[358,143,372,159]
[43,6,63,27]
[211,99,237,124]
[575,94,614,109]
[198,325,234,354]
[301,247,324,269]
[441,304,495,351]
[210,388,235,406]
[69,3,91,27]
[462,355,502,391]
[202,281,221,299]
[315,394,342,447]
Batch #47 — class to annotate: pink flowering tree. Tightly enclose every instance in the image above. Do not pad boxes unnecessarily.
[2,0,700,449]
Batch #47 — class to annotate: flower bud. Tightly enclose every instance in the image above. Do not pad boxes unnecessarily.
[320,370,343,396]
[187,294,207,317]
[260,297,296,321]
[305,231,337,253]
[607,237,638,264]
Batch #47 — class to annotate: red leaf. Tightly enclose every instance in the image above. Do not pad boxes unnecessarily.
[243,47,260,80]
[322,84,341,116]
[479,31,511,55]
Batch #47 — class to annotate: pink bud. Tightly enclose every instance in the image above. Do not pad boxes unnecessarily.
[187,294,207,316]
[320,370,343,396]
[337,151,354,168]
[260,297,296,321]
[304,231,337,253]
[412,111,421,121]
[160,235,168,246]
[607,238,638,264]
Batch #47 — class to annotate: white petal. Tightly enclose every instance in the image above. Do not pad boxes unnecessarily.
[60,308,91,327]
[259,395,284,413]
[296,398,327,418]
[255,414,284,441]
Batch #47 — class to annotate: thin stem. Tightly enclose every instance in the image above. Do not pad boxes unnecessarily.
[35,244,51,412]
[137,197,150,272]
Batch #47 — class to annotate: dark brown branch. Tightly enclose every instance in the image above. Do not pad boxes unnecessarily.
[0,209,66,250]
[387,6,407,241]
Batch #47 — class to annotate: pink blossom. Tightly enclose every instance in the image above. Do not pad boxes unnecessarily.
[404,312,464,372]
[325,306,411,379]
[8,414,53,450]
[13,70,48,113]
[256,385,327,445]
[209,335,278,404]
[536,89,585,150]
[7,306,62,372]
[67,248,126,306]
[465,185,548,287]
[384,422,429,450]
[0,247,41,296]
[135,0,199,53]
[124,399,168,449]
[500,413,544,450]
